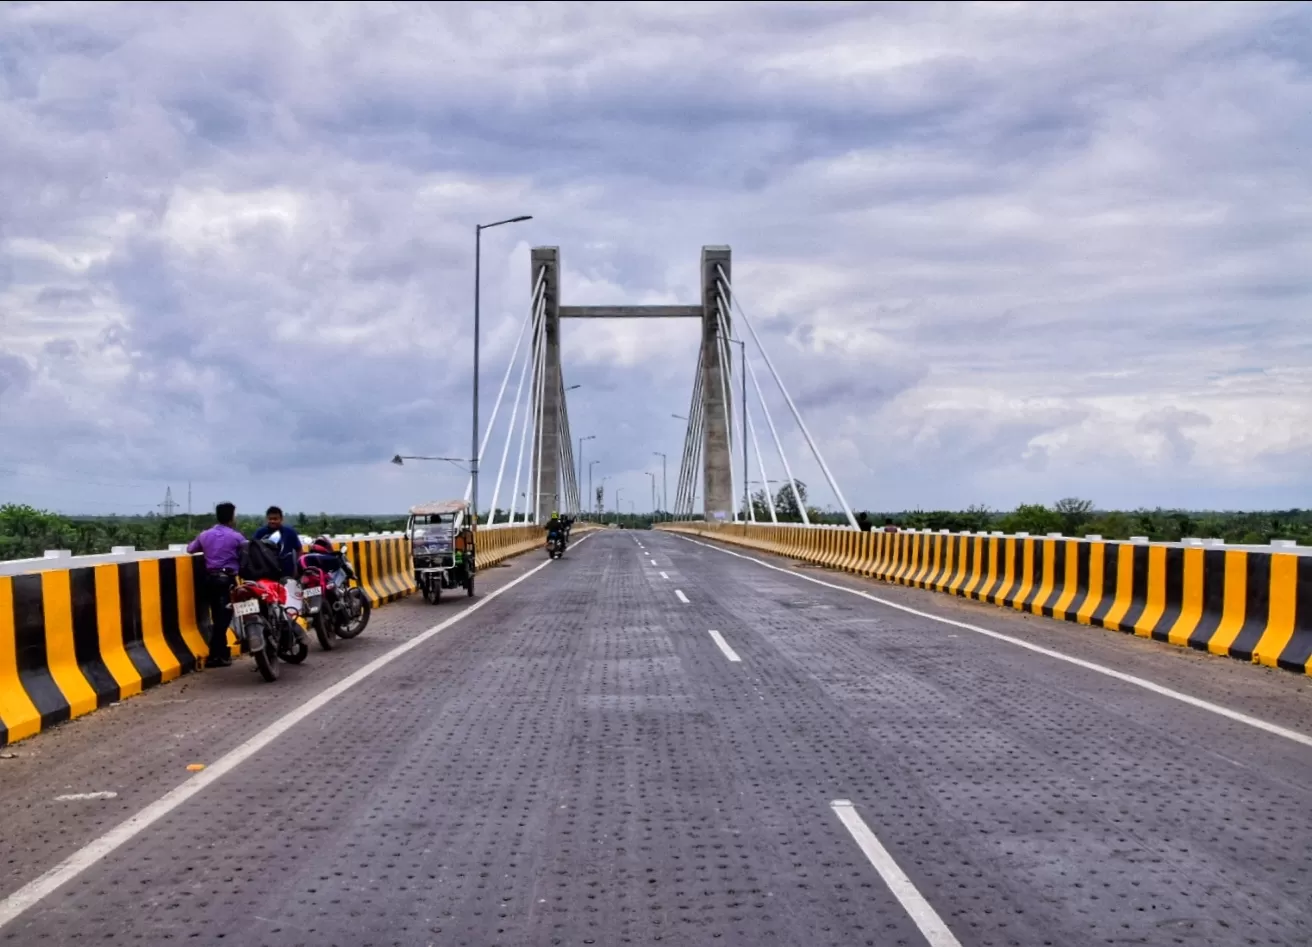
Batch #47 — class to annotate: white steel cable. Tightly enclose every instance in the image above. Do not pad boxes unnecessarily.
[719,283,808,525]
[511,310,545,523]
[488,291,543,523]
[748,407,778,523]
[531,315,549,521]
[712,300,739,520]
[464,268,545,504]
[718,265,857,528]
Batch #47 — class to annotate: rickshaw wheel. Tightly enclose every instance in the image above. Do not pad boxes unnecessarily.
[465,574,475,597]
[423,578,442,604]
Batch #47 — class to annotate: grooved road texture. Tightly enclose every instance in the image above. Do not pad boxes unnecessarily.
[2,531,1310,946]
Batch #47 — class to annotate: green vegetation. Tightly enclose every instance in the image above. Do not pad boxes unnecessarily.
[752,482,1312,545]
[0,505,408,560]
[5,495,1309,560]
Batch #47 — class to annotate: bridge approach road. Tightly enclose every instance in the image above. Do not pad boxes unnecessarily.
[0,528,1309,946]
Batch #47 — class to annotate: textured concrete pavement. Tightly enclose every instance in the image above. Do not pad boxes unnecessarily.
[1,529,1309,946]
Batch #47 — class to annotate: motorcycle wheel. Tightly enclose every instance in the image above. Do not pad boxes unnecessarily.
[423,579,441,604]
[250,620,279,682]
[313,609,335,651]
[336,589,371,639]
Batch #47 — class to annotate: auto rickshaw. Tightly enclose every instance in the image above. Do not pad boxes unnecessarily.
[406,500,476,603]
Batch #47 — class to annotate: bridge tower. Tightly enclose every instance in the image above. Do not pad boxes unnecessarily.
[528,246,735,521]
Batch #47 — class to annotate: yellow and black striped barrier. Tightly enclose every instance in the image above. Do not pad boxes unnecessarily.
[0,556,210,746]
[660,523,1312,675]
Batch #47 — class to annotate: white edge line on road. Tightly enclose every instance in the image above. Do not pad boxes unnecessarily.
[708,630,742,663]
[831,801,963,947]
[0,533,594,931]
[676,535,1312,749]
[675,589,690,604]
[659,571,669,580]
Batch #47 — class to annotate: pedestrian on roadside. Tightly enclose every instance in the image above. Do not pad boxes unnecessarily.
[187,502,247,669]
[882,516,899,533]
[857,512,872,532]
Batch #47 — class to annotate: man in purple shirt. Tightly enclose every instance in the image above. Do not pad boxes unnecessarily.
[187,502,247,668]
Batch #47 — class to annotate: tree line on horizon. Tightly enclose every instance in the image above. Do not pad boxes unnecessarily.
[2,488,1309,560]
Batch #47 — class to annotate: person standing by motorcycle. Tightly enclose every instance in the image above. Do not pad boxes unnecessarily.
[187,502,247,669]
[252,506,303,579]
[252,506,310,646]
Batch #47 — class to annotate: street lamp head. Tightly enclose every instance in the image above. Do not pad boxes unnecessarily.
[391,454,404,466]
[672,413,688,421]
[509,215,532,223]
[565,384,581,391]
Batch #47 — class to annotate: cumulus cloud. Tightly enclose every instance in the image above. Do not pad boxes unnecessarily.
[0,0,1309,515]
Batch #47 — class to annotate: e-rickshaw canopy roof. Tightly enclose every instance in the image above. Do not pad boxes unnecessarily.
[408,500,468,517]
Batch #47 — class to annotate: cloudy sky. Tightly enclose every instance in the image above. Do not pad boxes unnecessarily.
[2,1,1310,519]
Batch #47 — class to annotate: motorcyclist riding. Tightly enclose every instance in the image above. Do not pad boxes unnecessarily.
[545,512,567,553]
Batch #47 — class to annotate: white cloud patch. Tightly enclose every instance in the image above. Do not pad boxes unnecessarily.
[0,1,1309,515]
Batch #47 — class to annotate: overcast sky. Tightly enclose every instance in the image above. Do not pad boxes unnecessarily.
[2,1,1310,518]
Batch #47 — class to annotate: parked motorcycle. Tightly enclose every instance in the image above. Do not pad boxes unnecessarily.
[299,545,371,650]
[230,578,309,682]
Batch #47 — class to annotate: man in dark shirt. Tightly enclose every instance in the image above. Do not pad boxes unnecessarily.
[187,502,246,668]
[857,512,872,532]
[252,505,304,579]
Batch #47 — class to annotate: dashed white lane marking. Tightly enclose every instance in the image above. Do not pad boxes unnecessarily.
[0,536,594,932]
[54,792,118,802]
[831,801,963,947]
[677,535,1312,750]
[650,559,658,566]
[659,571,669,580]
[675,589,690,604]
[708,630,742,663]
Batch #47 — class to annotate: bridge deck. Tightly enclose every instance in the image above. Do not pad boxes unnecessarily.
[1,530,1309,945]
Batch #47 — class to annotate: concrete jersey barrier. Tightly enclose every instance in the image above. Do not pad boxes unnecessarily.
[660,522,1312,676]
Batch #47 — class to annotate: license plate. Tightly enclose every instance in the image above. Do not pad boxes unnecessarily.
[233,599,260,617]
[304,586,322,597]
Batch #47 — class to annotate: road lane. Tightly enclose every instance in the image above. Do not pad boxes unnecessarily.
[656,529,1312,945]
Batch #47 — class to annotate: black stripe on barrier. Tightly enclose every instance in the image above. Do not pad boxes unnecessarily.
[117,562,162,689]
[1090,543,1122,627]
[1039,541,1067,617]
[981,538,1005,604]
[1151,547,1186,641]
[70,567,119,706]
[1187,548,1228,650]
[12,574,70,728]
[157,558,200,673]
[996,539,1022,607]
[1021,539,1047,611]
[1229,553,1273,661]
[1068,541,1093,619]
[1118,544,1152,632]
[1277,556,1312,672]
[925,536,949,589]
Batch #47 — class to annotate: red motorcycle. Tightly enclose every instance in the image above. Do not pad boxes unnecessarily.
[230,577,309,682]
[299,542,371,651]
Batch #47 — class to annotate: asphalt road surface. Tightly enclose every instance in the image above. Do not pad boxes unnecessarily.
[1,529,1310,946]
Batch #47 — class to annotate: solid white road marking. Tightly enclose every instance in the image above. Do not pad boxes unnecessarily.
[677,536,1312,750]
[675,589,690,604]
[831,801,963,947]
[0,535,593,931]
[54,792,118,802]
[659,571,669,580]
[708,630,742,663]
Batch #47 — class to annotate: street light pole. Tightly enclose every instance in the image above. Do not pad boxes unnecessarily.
[472,214,532,529]
[615,487,623,517]
[589,460,600,519]
[577,434,595,519]
[647,471,657,513]
[652,451,666,520]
